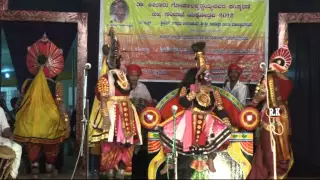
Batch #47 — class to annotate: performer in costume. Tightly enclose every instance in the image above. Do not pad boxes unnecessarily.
[90,27,142,179]
[87,33,111,178]
[159,42,235,179]
[247,46,294,179]
[13,34,70,179]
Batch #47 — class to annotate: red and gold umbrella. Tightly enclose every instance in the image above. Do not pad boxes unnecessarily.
[26,33,64,78]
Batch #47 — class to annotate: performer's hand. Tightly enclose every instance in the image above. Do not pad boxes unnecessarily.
[134,145,140,155]
[103,116,111,131]
[246,101,257,107]
[232,127,239,132]
[3,128,13,139]
[9,134,14,141]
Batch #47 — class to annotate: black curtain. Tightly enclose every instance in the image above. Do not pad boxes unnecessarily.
[3,21,77,89]
[287,23,320,177]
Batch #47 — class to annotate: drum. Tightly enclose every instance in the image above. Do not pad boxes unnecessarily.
[0,145,16,179]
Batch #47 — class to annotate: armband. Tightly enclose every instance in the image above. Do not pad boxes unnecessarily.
[97,77,109,97]
[101,107,109,117]
[61,113,69,122]
[56,82,63,104]
[213,90,223,107]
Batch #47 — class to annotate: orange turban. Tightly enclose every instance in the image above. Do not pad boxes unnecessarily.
[228,63,243,74]
[126,64,142,76]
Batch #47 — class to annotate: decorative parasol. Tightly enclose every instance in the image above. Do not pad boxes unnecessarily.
[26,33,64,78]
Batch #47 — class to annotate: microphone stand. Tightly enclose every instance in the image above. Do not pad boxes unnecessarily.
[81,68,89,179]
[172,108,178,180]
[71,67,90,179]
[166,106,178,180]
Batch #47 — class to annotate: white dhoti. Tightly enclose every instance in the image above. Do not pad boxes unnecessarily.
[0,137,22,179]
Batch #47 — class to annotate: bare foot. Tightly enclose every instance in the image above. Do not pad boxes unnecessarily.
[52,168,59,177]
[160,167,167,175]
[208,165,216,173]
[160,164,174,175]
[207,161,216,173]
[32,174,38,179]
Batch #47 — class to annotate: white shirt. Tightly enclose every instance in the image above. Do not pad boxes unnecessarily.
[224,81,249,105]
[0,107,11,144]
[0,107,22,179]
[130,82,152,102]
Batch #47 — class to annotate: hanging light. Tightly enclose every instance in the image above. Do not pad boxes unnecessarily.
[4,73,10,79]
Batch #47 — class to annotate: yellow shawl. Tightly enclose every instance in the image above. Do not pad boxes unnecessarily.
[14,67,66,144]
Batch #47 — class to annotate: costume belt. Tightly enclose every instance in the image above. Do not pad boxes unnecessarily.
[108,96,130,102]
[192,107,208,115]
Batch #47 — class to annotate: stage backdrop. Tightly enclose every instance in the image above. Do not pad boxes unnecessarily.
[103,0,266,82]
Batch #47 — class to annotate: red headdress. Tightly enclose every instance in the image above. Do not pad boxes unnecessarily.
[126,64,142,76]
[269,45,292,73]
[26,33,64,78]
[228,63,243,74]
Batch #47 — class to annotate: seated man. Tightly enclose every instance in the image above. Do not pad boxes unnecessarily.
[126,64,153,111]
[0,106,22,179]
[224,63,249,105]
[126,64,153,179]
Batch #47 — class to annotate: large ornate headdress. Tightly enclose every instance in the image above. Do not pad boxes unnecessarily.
[103,27,121,69]
[191,42,212,81]
[191,42,207,69]
[269,45,292,73]
[26,33,64,78]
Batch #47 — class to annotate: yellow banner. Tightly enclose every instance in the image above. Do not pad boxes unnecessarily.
[104,0,266,82]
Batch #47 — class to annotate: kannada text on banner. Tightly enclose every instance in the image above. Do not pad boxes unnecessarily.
[104,0,266,82]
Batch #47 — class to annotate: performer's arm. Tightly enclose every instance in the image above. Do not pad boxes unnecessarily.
[140,83,152,103]
[178,86,196,108]
[16,79,31,109]
[238,85,249,105]
[248,76,267,107]
[212,90,238,131]
[55,82,71,138]
[97,76,111,130]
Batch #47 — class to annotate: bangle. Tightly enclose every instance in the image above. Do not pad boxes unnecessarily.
[62,113,69,122]
[101,107,109,117]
